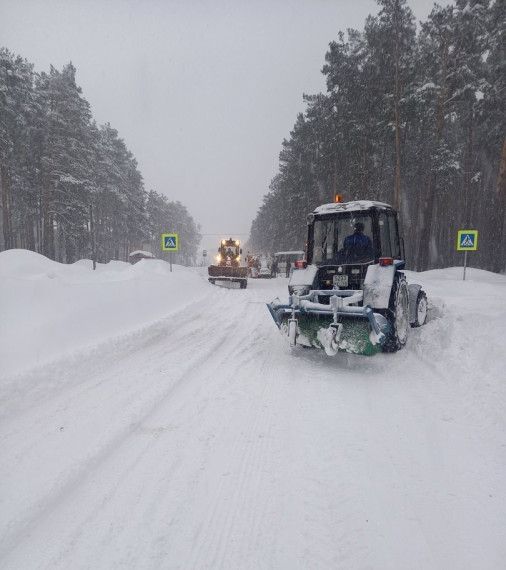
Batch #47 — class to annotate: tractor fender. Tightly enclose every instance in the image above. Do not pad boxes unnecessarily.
[363,264,396,309]
[288,264,318,288]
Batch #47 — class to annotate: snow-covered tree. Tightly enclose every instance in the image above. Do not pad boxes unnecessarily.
[0,49,38,251]
[1,53,202,266]
[35,63,95,261]
[250,0,505,272]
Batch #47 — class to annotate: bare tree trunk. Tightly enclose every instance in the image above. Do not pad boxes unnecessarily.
[394,107,402,211]
[497,137,506,206]
[1,165,12,249]
[393,0,402,212]
[418,36,449,271]
[333,158,339,198]
[42,172,55,259]
[463,100,474,227]
[25,192,36,251]
[25,216,35,251]
[493,137,506,272]
[361,126,370,198]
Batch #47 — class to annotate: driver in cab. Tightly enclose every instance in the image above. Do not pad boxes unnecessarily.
[342,222,373,262]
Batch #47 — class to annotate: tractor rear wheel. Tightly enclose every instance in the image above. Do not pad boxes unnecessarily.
[382,273,409,352]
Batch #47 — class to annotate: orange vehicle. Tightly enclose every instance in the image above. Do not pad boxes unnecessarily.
[208,238,248,288]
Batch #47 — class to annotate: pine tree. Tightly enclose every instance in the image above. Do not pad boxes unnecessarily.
[375,0,416,212]
[476,0,506,271]
[35,63,95,261]
[0,49,38,250]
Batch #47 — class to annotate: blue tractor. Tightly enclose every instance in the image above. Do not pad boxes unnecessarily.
[267,197,428,356]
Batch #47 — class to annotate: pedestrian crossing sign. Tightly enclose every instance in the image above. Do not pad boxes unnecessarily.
[162,233,179,251]
[457,230,478,251]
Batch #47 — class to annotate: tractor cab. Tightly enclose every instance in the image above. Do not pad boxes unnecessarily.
[217,238,242,267]
[304,200,404,294]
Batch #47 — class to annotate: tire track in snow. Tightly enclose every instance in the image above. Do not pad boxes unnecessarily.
[176,294,375,569]
[0,289,214,421]
[52,286,285,569]
[0,286,257,566]
[184,328,286,569]
[266,355,376,569]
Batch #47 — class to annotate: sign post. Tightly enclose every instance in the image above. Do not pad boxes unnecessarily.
[161,233,179,272]
[456,230,478,281]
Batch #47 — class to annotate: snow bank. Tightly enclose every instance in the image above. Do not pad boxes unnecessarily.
[0,249,209,377]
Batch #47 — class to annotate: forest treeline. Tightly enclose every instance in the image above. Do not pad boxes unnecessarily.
[0,49,201,265]
[249,0,505,272]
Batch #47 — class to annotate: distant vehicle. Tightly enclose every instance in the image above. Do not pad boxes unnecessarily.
[257,254,272,278]
[274,251,305,276]
[246,253,273,278]
[208,238,248,288]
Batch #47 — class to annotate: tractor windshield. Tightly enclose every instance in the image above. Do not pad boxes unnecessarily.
[311,214,374,265]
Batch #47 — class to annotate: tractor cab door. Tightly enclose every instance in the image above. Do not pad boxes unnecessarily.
[377,210,402,260]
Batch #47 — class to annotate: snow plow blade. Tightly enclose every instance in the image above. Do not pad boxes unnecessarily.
[267,293,390,356]
[208,265,248,288]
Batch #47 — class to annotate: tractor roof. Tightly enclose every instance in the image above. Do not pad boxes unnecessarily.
[221,238,240,246]
[313,200,392,216]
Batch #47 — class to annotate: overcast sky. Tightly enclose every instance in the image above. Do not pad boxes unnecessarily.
[1,0,444,254]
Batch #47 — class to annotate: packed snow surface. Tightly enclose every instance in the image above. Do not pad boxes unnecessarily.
[1,249,505,570]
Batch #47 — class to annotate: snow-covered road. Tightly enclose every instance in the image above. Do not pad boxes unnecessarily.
[1,253,505,569]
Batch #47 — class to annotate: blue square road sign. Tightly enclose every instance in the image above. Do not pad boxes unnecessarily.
[162,233,179,251]
[456,230,478,251]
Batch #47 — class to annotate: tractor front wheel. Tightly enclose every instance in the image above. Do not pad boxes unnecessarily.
[411,290,427,327]
[382,273,409,353]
